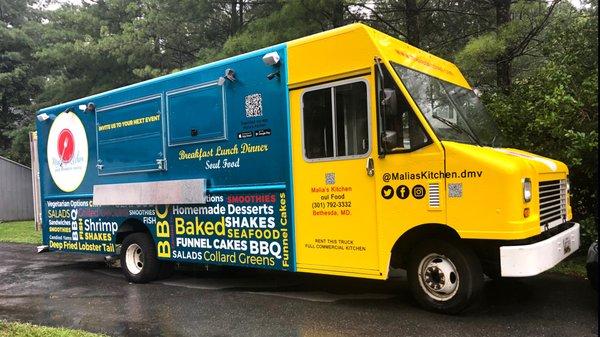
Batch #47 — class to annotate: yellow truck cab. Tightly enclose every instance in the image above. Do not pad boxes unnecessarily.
[288,23,578,312]
[36,23,579,314]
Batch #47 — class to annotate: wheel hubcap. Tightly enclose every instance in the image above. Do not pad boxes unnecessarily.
[417,254,459,301]
[125,243,144,275]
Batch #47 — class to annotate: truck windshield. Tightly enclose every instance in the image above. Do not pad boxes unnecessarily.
[392,63,504,147]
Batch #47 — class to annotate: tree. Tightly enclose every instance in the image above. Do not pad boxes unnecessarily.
[0,0,38,160]
[484,1,598,244]
[0,0,35,26]
[0,0,596,244]
[456,0,561,92]
[218,0,361,57]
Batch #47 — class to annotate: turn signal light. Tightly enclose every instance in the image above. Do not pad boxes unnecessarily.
[523,208,530,218]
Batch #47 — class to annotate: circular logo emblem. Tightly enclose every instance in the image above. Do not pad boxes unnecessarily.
[396,185,410,199]
[381,185,394,199]
[47,112,88,192]
[412,185,426,199]
[57,129,75,163]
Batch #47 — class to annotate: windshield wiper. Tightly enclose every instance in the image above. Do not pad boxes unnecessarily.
[432,114,482,146]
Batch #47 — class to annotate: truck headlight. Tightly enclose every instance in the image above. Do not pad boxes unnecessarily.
[523,178,532,202]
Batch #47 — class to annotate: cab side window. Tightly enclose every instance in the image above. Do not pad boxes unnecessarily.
[303,80,369,160]
[379,67,429,153]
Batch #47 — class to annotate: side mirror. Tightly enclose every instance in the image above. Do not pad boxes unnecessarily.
[378,88,398,157]
[381,130,397,149]
[381,89,397,109]
[382,89,398,119]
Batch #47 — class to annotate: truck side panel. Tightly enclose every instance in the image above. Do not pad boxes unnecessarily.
[37,45,296,271]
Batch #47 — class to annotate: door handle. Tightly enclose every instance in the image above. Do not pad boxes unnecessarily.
[366,157,374,177]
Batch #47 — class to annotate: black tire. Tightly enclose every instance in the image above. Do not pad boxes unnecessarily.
[587,263,598,291]
[121,233,160,283]
[407,239,483,314]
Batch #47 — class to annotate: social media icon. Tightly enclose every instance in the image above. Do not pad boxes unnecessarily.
[396,185,409,199]
[412,185,426,199]
[381,185,394,199]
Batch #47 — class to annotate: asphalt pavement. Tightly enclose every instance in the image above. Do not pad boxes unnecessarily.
[0,242,597,337]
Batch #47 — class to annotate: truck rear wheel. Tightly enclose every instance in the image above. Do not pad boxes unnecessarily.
[121,233,160,283]
[407,239,483,314]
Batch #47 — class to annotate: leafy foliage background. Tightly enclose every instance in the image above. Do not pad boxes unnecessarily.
[0,0,597,245]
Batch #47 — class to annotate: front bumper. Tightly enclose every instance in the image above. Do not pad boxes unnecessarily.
[500,222,580,277]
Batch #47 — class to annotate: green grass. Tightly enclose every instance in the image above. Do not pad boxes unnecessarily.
[0,220,41,244]
[0,321,108,337]
[550,254,588,278]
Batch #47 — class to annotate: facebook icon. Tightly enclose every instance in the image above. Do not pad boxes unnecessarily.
[396,185,409,199]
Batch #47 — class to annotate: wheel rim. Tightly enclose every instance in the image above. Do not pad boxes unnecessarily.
[125,243,144,275]
[417,253,459,301]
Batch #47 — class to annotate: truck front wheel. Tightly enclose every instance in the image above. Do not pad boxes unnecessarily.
[121,233,160,283]
[407,239,483,314]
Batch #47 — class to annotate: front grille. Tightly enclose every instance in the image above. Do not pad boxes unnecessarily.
[539,179,567,230]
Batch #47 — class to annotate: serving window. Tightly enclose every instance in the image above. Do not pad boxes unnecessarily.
[166,82,226,146]
[96,95,165,175]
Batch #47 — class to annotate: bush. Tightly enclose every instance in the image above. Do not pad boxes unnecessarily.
[484,62,598,248]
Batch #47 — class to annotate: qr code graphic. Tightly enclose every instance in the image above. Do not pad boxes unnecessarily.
[245,93,263,117]
[325,172,335,185]
[448,183,463,198]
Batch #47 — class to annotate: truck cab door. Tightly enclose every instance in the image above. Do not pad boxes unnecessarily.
[290,76,381,276]
[373,63,447,273]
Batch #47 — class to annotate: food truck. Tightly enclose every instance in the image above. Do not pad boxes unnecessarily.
[36,23,580,313]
